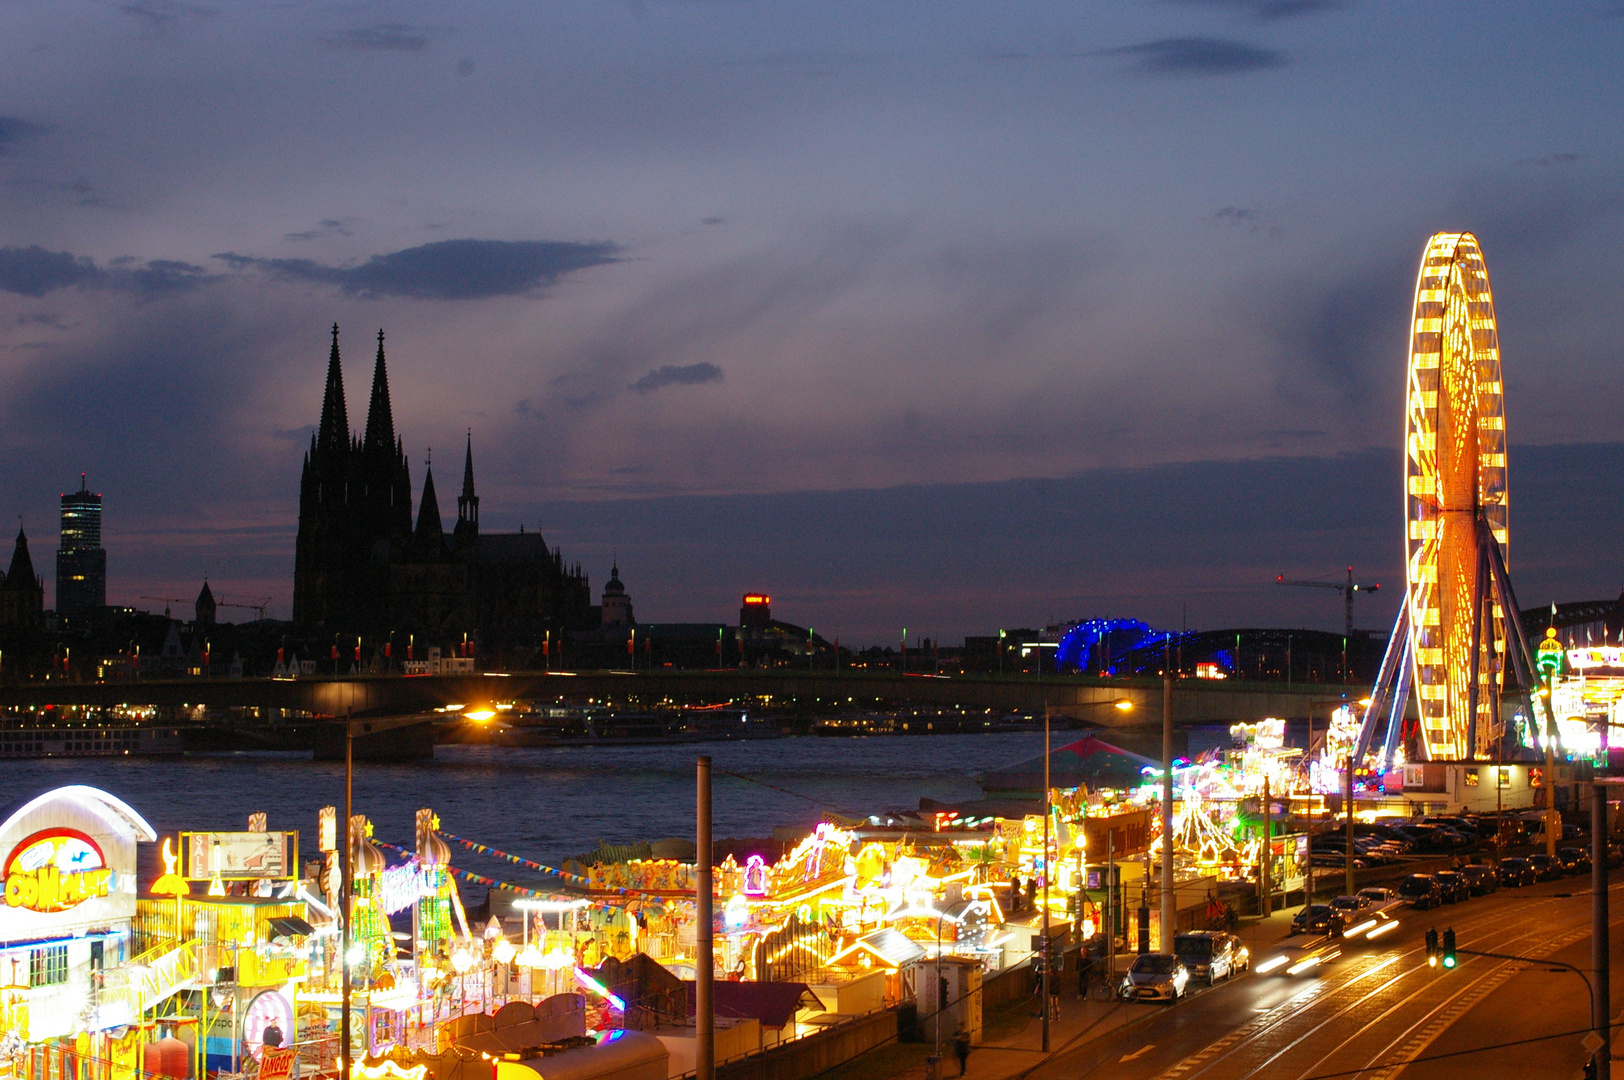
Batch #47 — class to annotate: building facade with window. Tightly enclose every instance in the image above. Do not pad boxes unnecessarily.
[56,475,107,617]
[0,785,155,1043]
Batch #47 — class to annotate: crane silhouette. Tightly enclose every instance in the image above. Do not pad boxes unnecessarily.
[1275,567,1379,637]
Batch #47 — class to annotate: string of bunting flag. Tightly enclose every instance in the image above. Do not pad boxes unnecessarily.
[438,831,593,885]
[372,840,547,897]
[436,831,678,905]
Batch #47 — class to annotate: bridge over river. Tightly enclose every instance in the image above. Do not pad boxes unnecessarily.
[0,669,1368,759]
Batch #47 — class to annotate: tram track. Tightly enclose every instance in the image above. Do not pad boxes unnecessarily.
[1143,885,1607,1080]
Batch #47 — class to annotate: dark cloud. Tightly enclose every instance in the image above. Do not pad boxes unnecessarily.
[0,246,100,297]
[701,216,726,226]
[321,24,450,52]
[0,247,212,298]
[0,117,46,154]
[214,239,620,300]
[1105,37,1286,75]
[118,1,217,31]
[115,259,212,297]
[284,218,357,242]
[1165,0,1348,20]
[632,362,724,393]
[1516,152,1585,167]
[1215,206,1280,237]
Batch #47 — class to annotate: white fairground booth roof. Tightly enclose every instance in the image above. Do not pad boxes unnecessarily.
[0,785,156,1041]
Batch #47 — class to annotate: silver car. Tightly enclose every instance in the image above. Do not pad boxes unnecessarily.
[1118,952,1191,1003]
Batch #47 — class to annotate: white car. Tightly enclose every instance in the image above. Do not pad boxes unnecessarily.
[1118,953,1191,1002]
[1356,887,1402,913]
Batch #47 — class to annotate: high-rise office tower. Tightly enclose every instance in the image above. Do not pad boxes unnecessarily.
[56,474,106,616]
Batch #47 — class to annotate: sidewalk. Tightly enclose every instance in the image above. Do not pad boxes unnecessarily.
[832,983,1159,1080]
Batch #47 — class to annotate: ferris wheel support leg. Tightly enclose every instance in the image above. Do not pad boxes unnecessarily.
[1467,543,1490,760]
[1355,604,1409,767]
[1481,517,1561,853]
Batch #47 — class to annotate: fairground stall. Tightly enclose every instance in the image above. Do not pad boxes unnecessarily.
[0,785,154,1080]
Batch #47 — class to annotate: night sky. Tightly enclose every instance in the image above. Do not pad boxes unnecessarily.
[0,1,1620,643]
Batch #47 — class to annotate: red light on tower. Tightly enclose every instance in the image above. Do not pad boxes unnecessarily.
[740,593,772,628]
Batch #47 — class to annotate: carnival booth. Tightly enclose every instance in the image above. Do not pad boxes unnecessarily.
[0,785,156,1069]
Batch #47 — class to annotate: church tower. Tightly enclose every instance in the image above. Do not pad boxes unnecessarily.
[453,432,479,554]
[293,325,412,631]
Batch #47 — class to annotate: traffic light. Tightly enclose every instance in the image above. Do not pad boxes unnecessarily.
[1442,928,1456,969]
[1425,928,1439,966]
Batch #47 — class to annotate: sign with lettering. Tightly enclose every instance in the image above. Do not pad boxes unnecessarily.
[184,832,295,880]
[3,829,112,913]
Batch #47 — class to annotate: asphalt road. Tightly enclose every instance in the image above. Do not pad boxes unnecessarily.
[1025,875,1624,1080]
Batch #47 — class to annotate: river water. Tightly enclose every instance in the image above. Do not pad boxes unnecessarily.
[0,733,1044,885]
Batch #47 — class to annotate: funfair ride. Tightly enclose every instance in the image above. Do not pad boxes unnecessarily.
[1356,232,1548,767]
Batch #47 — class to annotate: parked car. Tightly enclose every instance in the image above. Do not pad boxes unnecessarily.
[1432,870,1470,904]
[1174,931,1249,985]
[1557,847,1592,874]
[1329,894,1373,922]
[1291,903,1347,936]
[1497,857,1536,887]
[1119,953,1190,1003]
[1396,874,1444,910]
[1357,887,1401,910]
[1528,853,1564,881]
[1460,864,1499,895]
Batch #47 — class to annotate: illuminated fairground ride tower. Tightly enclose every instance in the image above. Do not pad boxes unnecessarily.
[1354,233,1549,767]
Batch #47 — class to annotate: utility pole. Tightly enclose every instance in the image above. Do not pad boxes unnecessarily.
[1041,707,1051,1052]
[341,711,352,1080]
[696,756,714,1080]
[1593,779,1612,1080]
[1345,757,1356,898]
[1161,638,1175,953]
[1260,776,1271,916]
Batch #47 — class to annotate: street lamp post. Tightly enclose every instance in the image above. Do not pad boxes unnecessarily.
[1041,706,1051,1052]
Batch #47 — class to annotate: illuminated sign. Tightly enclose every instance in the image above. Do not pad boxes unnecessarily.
[3,828,112,913]
[184,831,295,880]
[742,594,770,605]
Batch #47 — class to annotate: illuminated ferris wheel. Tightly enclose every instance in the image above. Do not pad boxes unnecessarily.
[1355,232,1549,767]
[1403,232,1508,761]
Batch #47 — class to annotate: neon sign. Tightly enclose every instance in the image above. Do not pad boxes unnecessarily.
[4,828,112,913]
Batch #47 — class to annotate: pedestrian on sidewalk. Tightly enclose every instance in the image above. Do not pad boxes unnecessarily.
[1077,954,1092,999]
[953,1032,971,1077]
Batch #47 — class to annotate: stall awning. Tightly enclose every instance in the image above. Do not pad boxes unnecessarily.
[267,916,315,939]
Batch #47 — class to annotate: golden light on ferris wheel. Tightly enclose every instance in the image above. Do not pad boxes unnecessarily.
[1403,232,1508,762]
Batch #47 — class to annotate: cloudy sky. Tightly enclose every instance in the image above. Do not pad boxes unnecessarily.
[0,0,1620,643]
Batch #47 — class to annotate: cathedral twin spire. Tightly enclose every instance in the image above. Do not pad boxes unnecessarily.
[317,324,399,456]
[314,325,478,551]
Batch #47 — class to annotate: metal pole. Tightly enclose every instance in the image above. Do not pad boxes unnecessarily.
[1306,707,1314,904]
[1161,662,1174,952]
[1545,676,1560,858]
[341,712,352,1080]
[1041,708,1050,1052]
[1345,756,1355,898]
[696,756,714,1080]
[1594,780,1611,1080]
[1106,832,1115,987]
[1261,776,1271,916]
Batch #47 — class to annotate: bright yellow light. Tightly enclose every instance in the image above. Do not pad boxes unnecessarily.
[353,1064,427,1080]
[464,709,496,722]
[1255,956,1288,974]
[1114,700,1133,711]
